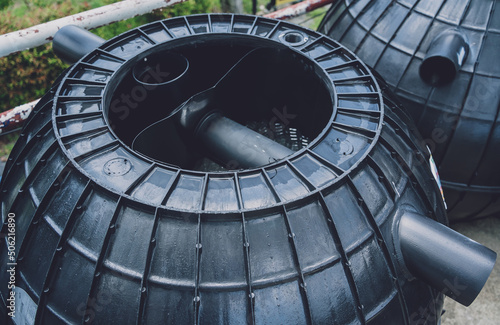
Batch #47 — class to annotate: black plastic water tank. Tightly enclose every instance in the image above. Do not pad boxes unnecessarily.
[0,14,496,324]
[319,0,500,221]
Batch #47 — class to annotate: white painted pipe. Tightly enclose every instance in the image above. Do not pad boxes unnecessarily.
[264,0,333,20]
[0,99,40,134]
[0,0,188,58]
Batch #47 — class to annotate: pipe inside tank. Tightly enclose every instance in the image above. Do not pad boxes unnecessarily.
[194,112,294,169]
[174,88,294,169]
[419,28,469,87]
[398,212,496,306]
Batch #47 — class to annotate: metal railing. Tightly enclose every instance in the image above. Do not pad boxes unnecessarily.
[265,0,333,20]
[0,0,188,58]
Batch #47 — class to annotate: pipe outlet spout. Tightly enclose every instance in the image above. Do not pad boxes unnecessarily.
[53,25,105,63]
[419,28,469,86]
[398,212,496,306]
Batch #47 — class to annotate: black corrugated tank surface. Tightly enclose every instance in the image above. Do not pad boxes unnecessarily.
[319,0,500,221]
[0,14,496,325]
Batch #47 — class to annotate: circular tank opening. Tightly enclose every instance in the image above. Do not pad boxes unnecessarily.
[106,35,334,171]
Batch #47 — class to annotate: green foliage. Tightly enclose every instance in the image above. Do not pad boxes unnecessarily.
[0,0,221,113]
[0,0,94,113]
[89,1,221,40]
[0,44,67,112]
[0,132,19,158]
[242,0,268,14]
[163,0,220,17]
[0,0,12,10]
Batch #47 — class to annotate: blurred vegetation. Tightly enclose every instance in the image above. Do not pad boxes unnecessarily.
[0,133,17,160]
[0,0,11,10]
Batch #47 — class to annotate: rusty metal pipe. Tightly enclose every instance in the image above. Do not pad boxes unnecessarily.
[0,100,40,135]
[0,0,189,58]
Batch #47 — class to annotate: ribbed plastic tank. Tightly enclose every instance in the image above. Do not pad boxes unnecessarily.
[319,0,500,221]
[0,14,496,324]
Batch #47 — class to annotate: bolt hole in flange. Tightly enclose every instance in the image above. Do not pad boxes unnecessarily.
[107,35,334,171]
[279,31,309,47]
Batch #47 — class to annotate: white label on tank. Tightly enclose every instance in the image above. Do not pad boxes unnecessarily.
[12,287,37,325]
[427,146,447,209]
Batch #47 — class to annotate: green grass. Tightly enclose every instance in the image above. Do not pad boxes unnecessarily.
[242,0,268,14]
[300,5,329,30]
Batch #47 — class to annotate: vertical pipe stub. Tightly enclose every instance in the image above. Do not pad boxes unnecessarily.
[132,52,189,87]
[132,52,190,118]
[52,25,105,63]
[398,212,496,306]
[419,28,469,86]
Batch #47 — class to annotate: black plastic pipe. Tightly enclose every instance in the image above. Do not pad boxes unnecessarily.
[53,25,105,63]
[398,212,496,306]
[133,52,191,117]
[194,112,294,169]
[419,28,469,86]
[133,52,189,87]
